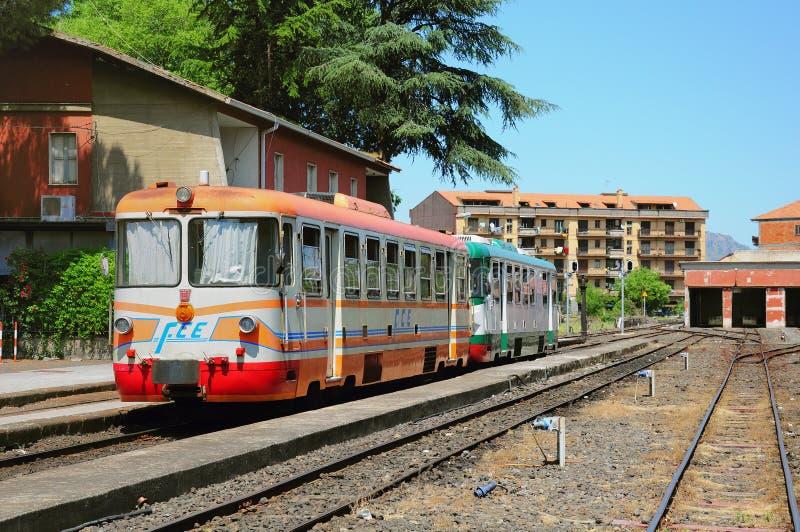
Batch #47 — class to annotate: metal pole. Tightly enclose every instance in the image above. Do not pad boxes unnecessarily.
[565,273,570,334]
[620,272,625,335]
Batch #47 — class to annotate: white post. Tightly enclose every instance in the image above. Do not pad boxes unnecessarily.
[565,272,571,334]
[557,417,566,468]
[620,271,626,334]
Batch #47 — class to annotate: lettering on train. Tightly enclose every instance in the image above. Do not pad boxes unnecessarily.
[155,321,210,354]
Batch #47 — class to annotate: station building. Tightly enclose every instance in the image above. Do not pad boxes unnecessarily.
[0,31,397,275]
[682,199,800,328]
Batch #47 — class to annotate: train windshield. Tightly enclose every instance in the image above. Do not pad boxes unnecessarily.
[189,218,279,286]
[117,219,181,287]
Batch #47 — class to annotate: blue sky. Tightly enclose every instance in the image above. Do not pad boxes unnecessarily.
[392,1,799,246]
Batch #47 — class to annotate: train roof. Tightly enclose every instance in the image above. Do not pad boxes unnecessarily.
[116,185,467,251]
[465,241,556,271]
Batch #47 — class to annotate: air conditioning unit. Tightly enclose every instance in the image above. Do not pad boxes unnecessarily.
[41,195,76,222]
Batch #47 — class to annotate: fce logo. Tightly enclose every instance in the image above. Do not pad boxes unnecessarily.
[155,321,210,353]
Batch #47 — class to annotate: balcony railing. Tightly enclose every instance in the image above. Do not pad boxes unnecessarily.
[607,247,624,257]
[606,228,624,236]
[518,226,540,235]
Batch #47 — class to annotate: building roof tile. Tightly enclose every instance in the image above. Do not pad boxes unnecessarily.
[751,200,800,221]
[434,190,704,211]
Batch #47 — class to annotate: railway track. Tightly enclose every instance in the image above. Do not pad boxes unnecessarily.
[126,331,703,532]
[647,332,800,531]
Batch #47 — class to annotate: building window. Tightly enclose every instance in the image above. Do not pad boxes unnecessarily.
[273,153,284,191]
[554,220,566,233]
[795,224,800,236]
[350,177,358,197]
[594,259,601,269]
[467,217,479,233]
[49,132,78,184]
[641,260,651,269]
[306,164,317,192]
[594,239,601,248]
[594,219,601,229]
[489,217,500,233]
[328,171,338,193]
[594,280,601,288]
[506,218,514,233]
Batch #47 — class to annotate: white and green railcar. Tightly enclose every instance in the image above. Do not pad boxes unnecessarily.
[462,237,558,363]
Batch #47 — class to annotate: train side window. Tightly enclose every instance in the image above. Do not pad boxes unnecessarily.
[506,264,513,303]
[522,268,529,305]
[404,243,417,300]
[530,268,537,305]
[514,266,522,304]
[302,225,322,295]
[435,250,447,302]
[386,241,400,300]
[456,255,467,302]
[366,237,381,299]
[282,222,294,286]
[420,247,432,300]
[344,233,360,298]
[491,261,501,301]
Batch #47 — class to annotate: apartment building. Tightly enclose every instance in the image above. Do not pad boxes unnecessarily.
[410,188,708,305]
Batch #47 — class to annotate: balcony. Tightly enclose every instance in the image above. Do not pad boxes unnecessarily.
[661,270,683,279]
[638,230,699,239]
[518,226,541,235]
[606,227,624,237]
[576,247,607,257]
[607,247,624,258]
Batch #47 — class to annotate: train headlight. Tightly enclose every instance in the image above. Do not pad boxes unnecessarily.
[238,316,257,334]
[176,186,194,204]
[114,317,133,335]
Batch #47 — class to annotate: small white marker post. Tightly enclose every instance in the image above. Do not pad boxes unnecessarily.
[532,416,566,468]
[637,370,655,396]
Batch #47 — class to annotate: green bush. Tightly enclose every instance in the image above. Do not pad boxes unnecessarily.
[0,248,114,343]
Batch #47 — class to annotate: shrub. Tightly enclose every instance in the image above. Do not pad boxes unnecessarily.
[0,248,114,345]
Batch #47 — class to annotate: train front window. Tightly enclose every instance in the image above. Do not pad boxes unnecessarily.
[189,218,279,286]
[118,219,181,286]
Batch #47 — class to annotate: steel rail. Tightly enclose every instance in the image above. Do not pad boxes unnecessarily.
[646,336,749,532]
[148,332,702,532]
[762,342,800,532]
[0,425,184,469]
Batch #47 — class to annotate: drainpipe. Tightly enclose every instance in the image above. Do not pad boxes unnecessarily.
[260,121,280,189]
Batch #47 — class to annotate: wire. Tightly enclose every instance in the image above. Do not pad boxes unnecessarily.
[85,0,160,69]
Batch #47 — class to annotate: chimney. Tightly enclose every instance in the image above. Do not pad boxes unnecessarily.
[616,188,623,208]
[512,185,519,206]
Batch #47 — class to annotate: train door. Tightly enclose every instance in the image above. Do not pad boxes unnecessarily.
[324,227,342,381]
[441,250,456,360]
[488,260,500,332]
[281,218,297,348]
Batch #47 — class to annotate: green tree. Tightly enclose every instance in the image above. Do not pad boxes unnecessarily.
[614,267,671,314]
[584,284,614,316]
[0,0,66,50]
[199,0,555,184]
[54,0,230,93]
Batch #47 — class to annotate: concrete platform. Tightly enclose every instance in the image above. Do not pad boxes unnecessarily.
[0,334,666,531]
[0,361,115,408]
